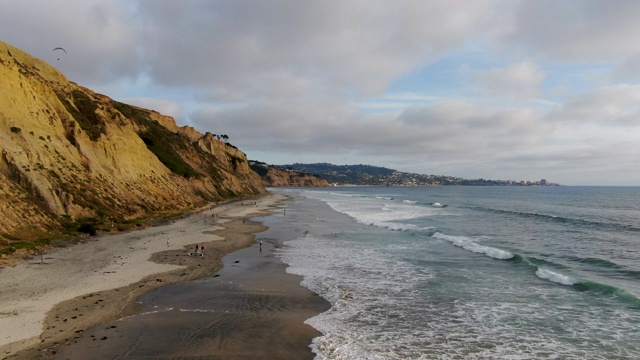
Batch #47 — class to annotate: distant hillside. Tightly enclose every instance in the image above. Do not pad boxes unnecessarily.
[0,40,265,252]
[249,161,330,187]
[279,163,557,186]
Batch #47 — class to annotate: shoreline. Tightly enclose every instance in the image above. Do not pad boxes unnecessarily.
[0,193,294,359]
[42,214,329,359]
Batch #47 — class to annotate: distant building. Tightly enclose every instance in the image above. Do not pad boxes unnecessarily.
[540,179,547,185]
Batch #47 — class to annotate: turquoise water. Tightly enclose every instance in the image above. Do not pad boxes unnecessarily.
[273,186,640,359]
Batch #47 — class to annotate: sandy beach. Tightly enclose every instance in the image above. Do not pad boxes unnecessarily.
[0,192,317,359]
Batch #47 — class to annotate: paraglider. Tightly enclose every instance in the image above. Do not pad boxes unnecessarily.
[53,47,66,60]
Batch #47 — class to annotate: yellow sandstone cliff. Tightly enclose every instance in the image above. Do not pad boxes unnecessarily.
[0,41,265,249]
[249,161,331,187]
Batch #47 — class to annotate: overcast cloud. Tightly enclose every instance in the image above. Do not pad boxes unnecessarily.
[1,0,639,185]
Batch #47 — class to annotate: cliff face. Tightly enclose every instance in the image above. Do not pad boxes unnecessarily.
[249,162,331,187]
[0,41,266,245]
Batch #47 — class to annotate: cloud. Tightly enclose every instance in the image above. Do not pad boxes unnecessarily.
[134,0,496,97]
[474,61,545,98]
[0,0,140,85]
[396,100,551,155]
[355,92,442,114]
[196,96,552,166]
[612,53,640,82]
[547,84,640,125]
[496,0,640,61]
[486,141,640,185]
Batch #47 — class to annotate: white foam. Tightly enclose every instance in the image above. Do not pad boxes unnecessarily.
[378,221,421,232]
[535,268,576,286]
[375,196,394,200]
[303,192,437,232]
[433,232,514,260]
[178,308,218,313]
[277,230,440,359]
[119,307,173,321]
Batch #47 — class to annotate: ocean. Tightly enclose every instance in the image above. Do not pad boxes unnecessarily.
[271,186,640,360]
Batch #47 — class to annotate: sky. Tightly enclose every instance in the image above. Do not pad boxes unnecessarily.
[2,1,640,185]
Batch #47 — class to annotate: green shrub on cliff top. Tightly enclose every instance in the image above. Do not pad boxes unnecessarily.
[113,101,200,179]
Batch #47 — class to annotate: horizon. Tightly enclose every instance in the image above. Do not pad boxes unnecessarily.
[2,1,640,186]
[266,162,640,187]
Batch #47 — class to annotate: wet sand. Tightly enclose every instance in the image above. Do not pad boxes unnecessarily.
[1,193,329,359]
[45,226,328,359]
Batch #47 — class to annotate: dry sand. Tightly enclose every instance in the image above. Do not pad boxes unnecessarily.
[0,193,289,359]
